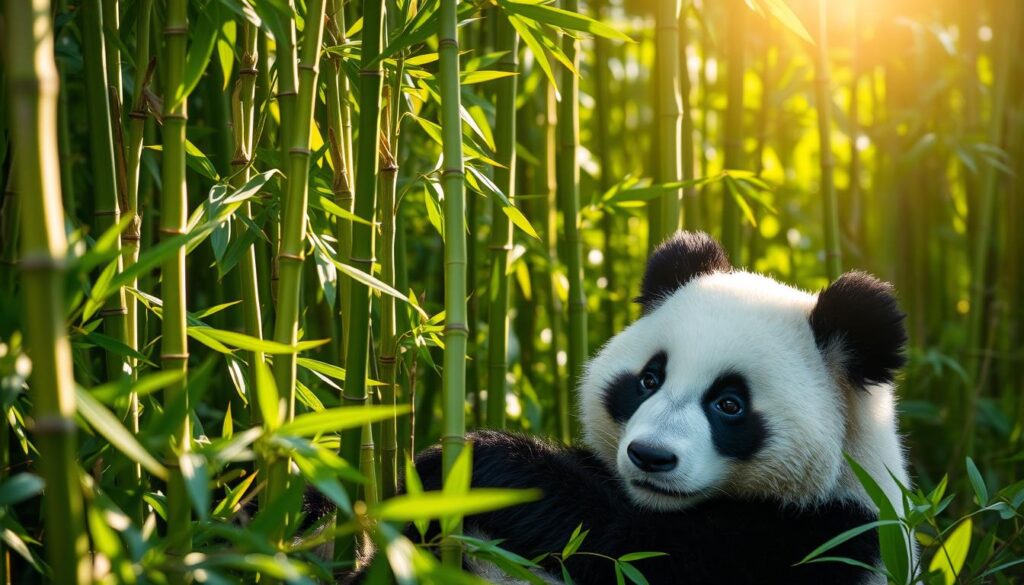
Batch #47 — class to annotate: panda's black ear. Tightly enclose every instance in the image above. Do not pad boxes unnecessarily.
[810,271,907,387]
[636,231,731,313]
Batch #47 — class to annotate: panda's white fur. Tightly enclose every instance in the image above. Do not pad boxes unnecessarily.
[581,269,910,516]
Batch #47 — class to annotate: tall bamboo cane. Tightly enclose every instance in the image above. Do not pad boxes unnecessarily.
[5,1,90,583]
[232,21,265,423]
[378,79,403,499]
[593,0,617,340]
[721,0,746,261]
[337,0,385,564]
[559,0,586,438]
[439,0,468,568]
[654,0,683,242]
[486,15,519,429]
[122,0,152,524]
[160,0,193,566]
[814,0,841,280]
[82,0,130,382]
[268,0,328,528]
[325,0,355,363]
[679,4,698,228]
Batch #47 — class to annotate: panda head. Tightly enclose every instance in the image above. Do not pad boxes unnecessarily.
[579,231,908,512]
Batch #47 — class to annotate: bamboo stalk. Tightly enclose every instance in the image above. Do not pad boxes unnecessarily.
[122,0,152,526]
[814,0,841,280]
[338,0,385,564]
[104,0,123,105]
[680,3,698,228]
[439,0,468,567]
[268,0,328,535]
[721,0,746,261]
[964,0,1018,458]
[232,21,265,424]
[559,0,586,439]
[82,0,130,382]
[654,0,683,242]
[486,15,519,429]
[325,0,355,363]
[160,0,193,567]
[4,1,90,582]
[378,79,402,498]
[543,82,570,444]
[593,0,617,339]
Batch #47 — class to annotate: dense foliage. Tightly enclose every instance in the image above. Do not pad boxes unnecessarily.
[0,0,1021,583]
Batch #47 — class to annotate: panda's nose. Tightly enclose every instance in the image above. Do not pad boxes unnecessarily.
[627,441,678,472]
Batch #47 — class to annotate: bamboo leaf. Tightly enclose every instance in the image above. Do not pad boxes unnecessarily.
[180,453,211,521]
[499,0,634,43]
[966,457,988,505]
[254,358,282,432]
[372,489,542,523]
[747,0,813,44]
[75,386,168,480]
[0,474,44,506]
[190,327,329,354]
[173,4,225,108]
[502,206,540,240]
[928,518,972,585]
[276,405,410,437]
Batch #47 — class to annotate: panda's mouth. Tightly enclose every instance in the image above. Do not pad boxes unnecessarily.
[629,479,701,499]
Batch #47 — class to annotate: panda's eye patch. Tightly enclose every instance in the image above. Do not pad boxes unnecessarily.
[638,352,667,393]
[714,396,743,416]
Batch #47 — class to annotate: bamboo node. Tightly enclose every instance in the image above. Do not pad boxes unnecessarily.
[121,234,141,242]
[379,355,397,365]
[164,25,188,36]
[358,68,383,77]
[31,415,77,434]
[277,252,305,263]
[231,157,251,166]
[348,256,376,265]
[161,353,190,361]
[239,68,258,76]
[342,394,368,403]
[163,113,188,121]
[93,209,120,217]
[438,39,459,50]
[288,147,312,155]
[159,227,187,236]
[18,254,66,271]
[276,90,299,98]
[128,111,149,120]
[98,307,129,317]
[441,169,465,179]
[444,324,470,334]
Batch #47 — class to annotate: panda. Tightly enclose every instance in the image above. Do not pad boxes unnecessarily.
[382,231,912,584]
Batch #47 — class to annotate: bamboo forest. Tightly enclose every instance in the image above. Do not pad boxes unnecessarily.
[0,0,1022,582]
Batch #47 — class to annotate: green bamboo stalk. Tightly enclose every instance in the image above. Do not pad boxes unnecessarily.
[122,0,152,525]
[721,0,746,261]
[56,0,77,218]
[559,0,586,439]
[4,1,90,582]
[0,175,19,295]
[964,0,1018,458]
[543,82,570,444]
[160,0,192,567]
[104,0,123,105]
[232,21,265,423]
[336,0,384,567]
[486,15,519,429]
[679,4,698,228]
[439,0,468,567]
[653,0,683,242]
[325,0,355,363]
[268,0,328,528]
[83,0,130,382]
[378,79,402,498]
[593,0,617,340]
[814,0,841,280]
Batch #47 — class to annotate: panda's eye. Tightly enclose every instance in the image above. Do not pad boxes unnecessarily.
[640,371,661,391]
[715,396,743,416]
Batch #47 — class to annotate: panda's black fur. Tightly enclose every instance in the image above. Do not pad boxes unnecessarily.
[401,430,879,584]
[341,231,908,584]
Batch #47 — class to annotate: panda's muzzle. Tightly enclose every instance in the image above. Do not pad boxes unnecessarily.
[627,440,678,472]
